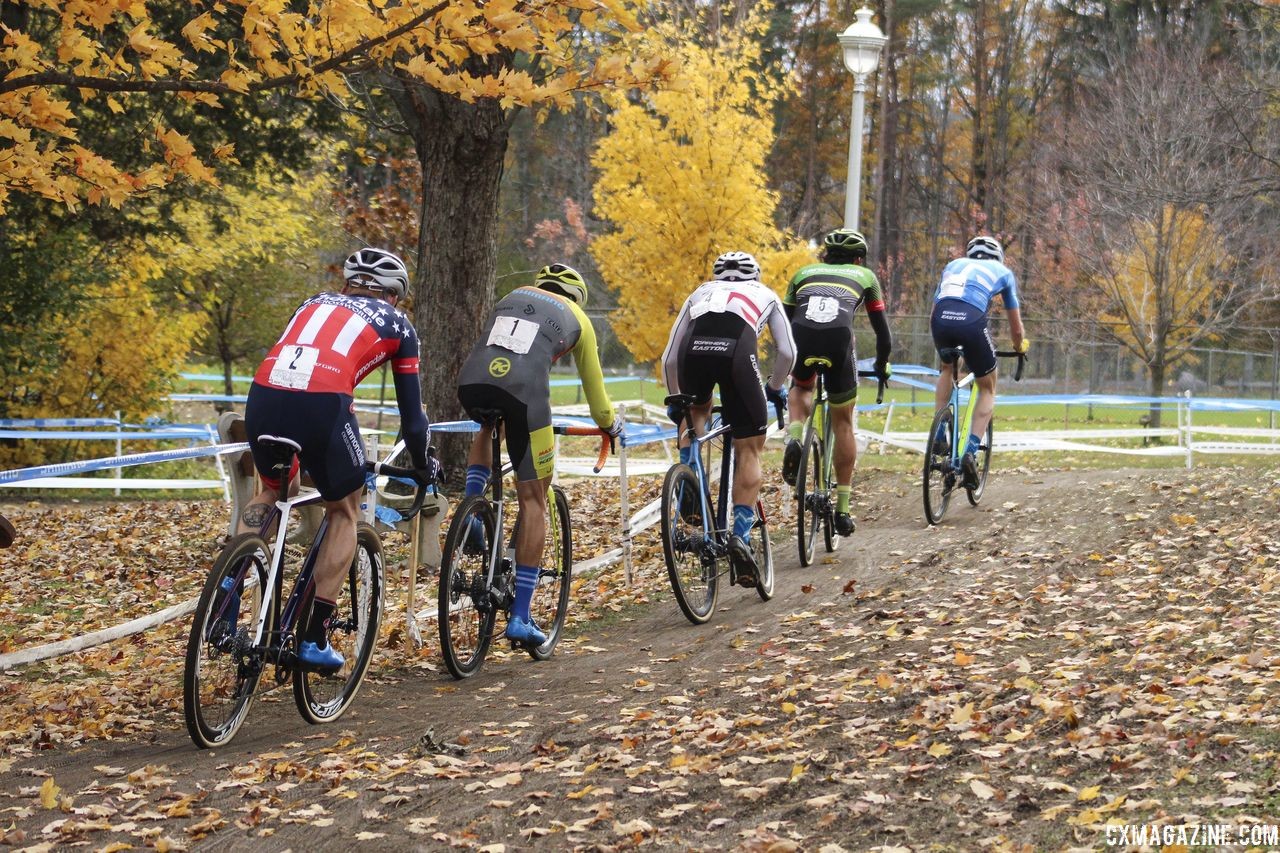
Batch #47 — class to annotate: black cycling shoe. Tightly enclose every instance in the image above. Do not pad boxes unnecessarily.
[833,512,855,537]
[782,439,801,486]
[727,535,759,588]
[960,451,980,491]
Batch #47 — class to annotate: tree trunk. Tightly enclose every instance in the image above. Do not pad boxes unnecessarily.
[394,83,513,474]
[1148,356,1166,430]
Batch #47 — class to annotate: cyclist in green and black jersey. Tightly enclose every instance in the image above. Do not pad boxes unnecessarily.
[781,229,892,536]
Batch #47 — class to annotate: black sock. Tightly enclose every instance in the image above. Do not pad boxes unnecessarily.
[305,597,337,646]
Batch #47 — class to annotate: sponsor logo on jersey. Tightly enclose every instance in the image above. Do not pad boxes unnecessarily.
[489,356,511,378]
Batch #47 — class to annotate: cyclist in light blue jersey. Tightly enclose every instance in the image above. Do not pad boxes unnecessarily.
[929,236,1029,489]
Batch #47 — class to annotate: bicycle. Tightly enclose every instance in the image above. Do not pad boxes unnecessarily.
[659,394,778,625]
[437,416,611,679]
[922,348,1025,525]
[183,439,433,749]
[794,360,886,566]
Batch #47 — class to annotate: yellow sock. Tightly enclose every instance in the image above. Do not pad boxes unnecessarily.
[837,485,851,514]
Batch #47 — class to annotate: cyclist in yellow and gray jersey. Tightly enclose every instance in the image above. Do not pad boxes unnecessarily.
[781,229,892,536]
[456,263,623,646]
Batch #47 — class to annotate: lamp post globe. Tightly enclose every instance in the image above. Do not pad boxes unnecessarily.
[837,7,887,231]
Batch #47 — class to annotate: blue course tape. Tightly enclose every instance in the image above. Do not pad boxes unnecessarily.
[0,418,123,428]
[0,443,247,485]
[0,429,214,440]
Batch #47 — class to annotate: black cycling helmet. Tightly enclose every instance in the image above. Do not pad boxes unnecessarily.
[343,248,410,298]
[966,236,1004,263]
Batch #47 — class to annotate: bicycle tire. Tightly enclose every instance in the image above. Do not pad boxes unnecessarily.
[661,463,718,625]
[753,503,774,601]
[795,428,820,567]
[966,421,994,506]
[528,485,572,661]
[923,406,955,525]
[821,412,840,553]
[184,533,269,749]
[438,495,498,679]
[293,522,384,724]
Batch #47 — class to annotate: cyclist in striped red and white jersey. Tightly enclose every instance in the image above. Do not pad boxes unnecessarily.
[661,251,795,587]
[242,248,434,671]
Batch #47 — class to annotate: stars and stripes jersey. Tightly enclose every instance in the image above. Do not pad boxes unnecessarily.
[253,292,421,395]
[932,257,1020,314]
[661,279,796,392]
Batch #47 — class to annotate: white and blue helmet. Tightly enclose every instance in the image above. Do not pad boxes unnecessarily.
[966,236,1004,263]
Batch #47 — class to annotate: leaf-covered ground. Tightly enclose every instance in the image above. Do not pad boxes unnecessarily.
[1,465,1279,850]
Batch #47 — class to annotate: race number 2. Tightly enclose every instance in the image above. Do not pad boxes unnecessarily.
[268,345,320,390]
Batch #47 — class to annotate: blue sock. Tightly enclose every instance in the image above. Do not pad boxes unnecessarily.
[513,564,538,621]
[733,504,755,542]
[966,434,981,456]
[678,446,691,465]
[465,464,490,497]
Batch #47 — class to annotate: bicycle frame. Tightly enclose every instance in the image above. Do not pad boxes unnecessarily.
[947,366,980,464]
[678,412,736,546]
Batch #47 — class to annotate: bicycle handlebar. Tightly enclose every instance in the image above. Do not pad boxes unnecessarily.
[995,351,1027,382]
[856,370,889,405]
[554,425,613,473]
[367,445,437,521]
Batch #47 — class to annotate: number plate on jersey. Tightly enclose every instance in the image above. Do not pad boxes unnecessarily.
[804,296,840,323]
[938,272,967,300]
[487,317,539,354]
[269,345,320,389]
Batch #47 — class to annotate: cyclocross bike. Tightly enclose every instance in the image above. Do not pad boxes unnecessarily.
[922,348,1025,524]
[183,440,433,749]
[437,415,611,679]
[793,360,886,566]
[659,394,777,625]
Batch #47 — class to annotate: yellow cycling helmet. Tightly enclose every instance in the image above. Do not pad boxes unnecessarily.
[535,263,588,307]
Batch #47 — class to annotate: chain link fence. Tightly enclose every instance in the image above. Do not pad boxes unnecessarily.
[585,309,1280,401]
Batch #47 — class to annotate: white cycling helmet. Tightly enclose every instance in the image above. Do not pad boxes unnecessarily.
[965,236,1004,263]
[713,251,761,282]
[343,248,410,298]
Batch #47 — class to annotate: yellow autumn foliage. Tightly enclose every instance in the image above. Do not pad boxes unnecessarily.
[1099,205,1222,364]
[0,0,677,213]
[591,12,814,364]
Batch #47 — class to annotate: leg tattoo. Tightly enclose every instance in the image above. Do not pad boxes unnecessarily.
[241,503,271,530]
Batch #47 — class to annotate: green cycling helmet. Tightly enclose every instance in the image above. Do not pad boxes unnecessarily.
[823,228,868,254]
[535,263,588,306]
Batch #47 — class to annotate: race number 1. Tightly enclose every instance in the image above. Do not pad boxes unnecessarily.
[487,317,539,355]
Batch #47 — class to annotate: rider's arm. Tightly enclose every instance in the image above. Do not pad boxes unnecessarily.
[1006,306,1027,351]
[862,274,893,369]
[782,272,801,321]
[660,297,695,393]
[764,294,796,390]
[391,330,430,469]
[565,301,617,430]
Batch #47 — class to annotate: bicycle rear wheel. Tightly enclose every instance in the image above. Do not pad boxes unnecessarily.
[184,533,268,749]
[966,421,994,505]
[795,428,821,567]
[528,485,572,661]
[439,495,498,678]
[753,504,774,601]
[294,523,384,724]
[923,406,955,525]
[661,463,718,624]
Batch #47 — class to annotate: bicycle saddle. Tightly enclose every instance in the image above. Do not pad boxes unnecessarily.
[664,394,694,409]
[803,356,834,368]
[468,407,505,425]
[255,434,301,476]
[938,346,965,362]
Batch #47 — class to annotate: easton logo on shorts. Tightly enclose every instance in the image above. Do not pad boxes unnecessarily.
[689,337,736,355]
[940,311,968,321]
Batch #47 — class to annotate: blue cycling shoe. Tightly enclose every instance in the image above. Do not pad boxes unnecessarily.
[504,616,547,647]
[298,640,345,671]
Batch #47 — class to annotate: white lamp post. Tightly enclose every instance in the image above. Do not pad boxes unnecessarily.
[837,7,887,231]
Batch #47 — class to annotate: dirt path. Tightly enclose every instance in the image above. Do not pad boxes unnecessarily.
[4,466,1273,850]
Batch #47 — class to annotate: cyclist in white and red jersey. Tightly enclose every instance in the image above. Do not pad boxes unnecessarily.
[242,248,434,671]
[660,251,795,587]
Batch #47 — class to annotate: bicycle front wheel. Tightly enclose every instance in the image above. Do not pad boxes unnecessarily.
[923,406,955,525]
[661,463,718,624]
[184,533,269,749]
[821,413,841,553]
[966,420,994,506]
[439,495,498,679]
[528,486,572,661]
[294,522,384,724]
[753,504,774,602]
[795,429,821,567]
